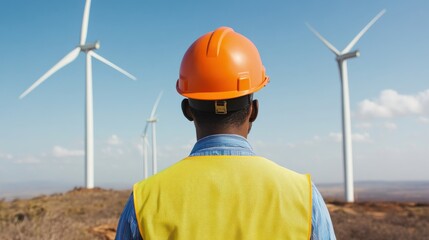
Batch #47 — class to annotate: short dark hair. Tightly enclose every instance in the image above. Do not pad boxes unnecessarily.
[190,104,251,128]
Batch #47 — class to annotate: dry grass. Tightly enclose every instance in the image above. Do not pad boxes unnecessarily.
[328,201,429,240]
[0,188,428,239]
[0,188,130,240]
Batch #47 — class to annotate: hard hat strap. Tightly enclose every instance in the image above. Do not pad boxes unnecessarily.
[189,94,253,114]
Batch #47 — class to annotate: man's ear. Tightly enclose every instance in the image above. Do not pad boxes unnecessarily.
[249,99,258,123]
[181,99,194,121]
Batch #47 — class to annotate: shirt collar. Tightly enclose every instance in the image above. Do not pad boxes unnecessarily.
[190,134,255,156]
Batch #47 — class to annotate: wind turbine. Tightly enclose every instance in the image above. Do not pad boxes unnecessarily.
[307,9,385,202]
[19,0,137,189]
[141,91,163,178]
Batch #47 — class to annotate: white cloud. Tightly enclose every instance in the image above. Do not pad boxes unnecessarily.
[329,132,372,143]
[329,132,342,142]
[352,132,372,143]
[355,122,372,129]
[418,116,429,124]
[14,156,40,164]
[0,151,13,160]
[107,134,122,145]
[52,145,84,158]
[384,122,397,130]
[358,89,429,118]
[286,143,296,148]
[102,146,125,156]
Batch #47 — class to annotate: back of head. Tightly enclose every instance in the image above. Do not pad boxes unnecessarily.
[176,27,269,130]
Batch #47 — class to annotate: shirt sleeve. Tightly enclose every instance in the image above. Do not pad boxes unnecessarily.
[311,183,337,240]
[115,192,143,240]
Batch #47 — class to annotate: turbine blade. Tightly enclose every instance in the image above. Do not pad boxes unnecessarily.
[19,47,81,99]
[306,23,340,56]
[342,9,386,54]
[150,91,163,119]
[89,51,137,80]
[143,122,150,135]
[80,0,92,45]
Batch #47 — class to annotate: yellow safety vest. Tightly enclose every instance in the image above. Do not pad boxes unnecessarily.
[133,156,312,240]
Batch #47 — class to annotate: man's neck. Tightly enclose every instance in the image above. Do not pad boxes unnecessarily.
[195,125,249,140]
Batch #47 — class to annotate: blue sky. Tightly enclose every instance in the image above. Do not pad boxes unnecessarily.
[1,0,428,193]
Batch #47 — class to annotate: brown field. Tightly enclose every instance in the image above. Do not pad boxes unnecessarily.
[0,187,428,240]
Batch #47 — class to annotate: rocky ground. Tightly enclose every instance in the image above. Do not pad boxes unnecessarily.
[0,188,428,240]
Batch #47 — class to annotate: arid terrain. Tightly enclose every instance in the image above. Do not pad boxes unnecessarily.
[0,187,428,240]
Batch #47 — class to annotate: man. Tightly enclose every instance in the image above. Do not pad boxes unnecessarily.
[116,26,336,239]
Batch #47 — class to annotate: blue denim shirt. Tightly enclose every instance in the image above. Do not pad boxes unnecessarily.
[115,134,336,239]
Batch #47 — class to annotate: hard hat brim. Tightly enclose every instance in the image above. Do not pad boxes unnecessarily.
[177,76,269,100]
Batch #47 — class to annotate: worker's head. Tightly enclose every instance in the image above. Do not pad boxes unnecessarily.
[176,27,269,139]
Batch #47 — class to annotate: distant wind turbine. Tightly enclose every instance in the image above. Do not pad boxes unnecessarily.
[19,0,137,189]
[307,9,386,202]
[141,91,163,178]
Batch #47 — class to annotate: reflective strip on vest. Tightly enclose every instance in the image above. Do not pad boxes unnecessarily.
[133,156,312,240]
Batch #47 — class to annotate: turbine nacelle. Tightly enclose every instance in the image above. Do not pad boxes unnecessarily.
[80,41,100,52]
[336,50,360,62]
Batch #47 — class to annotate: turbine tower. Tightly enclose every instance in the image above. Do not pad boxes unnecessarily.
[19,0,137,189]
[141,91,163,178]
[307,9,385,202]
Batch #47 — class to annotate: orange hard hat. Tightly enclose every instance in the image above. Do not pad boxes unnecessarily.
[176,27,269,100]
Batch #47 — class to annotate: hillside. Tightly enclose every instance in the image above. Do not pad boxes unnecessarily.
[0,188,428,239]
